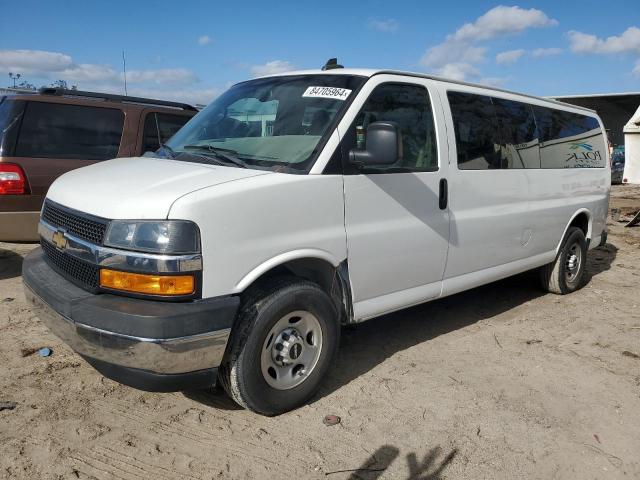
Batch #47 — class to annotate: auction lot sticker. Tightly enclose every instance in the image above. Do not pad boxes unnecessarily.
[303,86,352,100]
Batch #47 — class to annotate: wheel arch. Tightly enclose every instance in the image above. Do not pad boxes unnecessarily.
[234,250,354,324]
[556,209,591,254]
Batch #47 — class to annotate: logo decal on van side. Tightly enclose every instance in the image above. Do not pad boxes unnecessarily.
[569,142,593,151]
[566,142,601,166]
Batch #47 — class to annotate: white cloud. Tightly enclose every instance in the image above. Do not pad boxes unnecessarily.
[60,64,119,83]
[250,60,295,77]
[420,5,557,81]
[368,18,399,33]
[0,48,216,106]
[496,49,525,65]
[568,26,640,54]
[126,68,197,85]
[452,5,557,42]
[478,76,508,87]
[125,86,222,106]
[198,35,212,46]
[0,49,199,86]
[532,47,563,57]
[0,49,73,75]
[422,43,486,69]
[435,62,480,81]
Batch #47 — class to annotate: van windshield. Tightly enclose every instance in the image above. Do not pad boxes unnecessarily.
[164,74,365,173]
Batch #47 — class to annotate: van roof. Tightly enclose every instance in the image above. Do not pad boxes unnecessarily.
[265,68,598,114]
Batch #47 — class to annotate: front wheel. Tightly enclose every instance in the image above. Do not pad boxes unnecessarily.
[219,278,340,416]
[539,226,587,294]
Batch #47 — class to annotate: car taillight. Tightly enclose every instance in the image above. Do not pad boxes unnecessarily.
[0,163,28,195]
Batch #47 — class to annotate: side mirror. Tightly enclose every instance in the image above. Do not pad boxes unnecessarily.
[349,121,402,167]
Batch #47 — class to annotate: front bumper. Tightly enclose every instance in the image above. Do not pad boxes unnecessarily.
[23,247,239,391]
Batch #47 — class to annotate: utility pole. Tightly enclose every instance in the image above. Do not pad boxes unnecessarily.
[122,51,128,96]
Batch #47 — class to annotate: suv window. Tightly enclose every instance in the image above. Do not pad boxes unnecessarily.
[0,98,25,156]
[142,112,191,154]
[349,83,438,173]
[14,102,124,160]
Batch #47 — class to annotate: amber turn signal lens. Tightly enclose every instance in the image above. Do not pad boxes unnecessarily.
[99,269,195,296]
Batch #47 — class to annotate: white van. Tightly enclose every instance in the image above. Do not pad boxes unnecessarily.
[23,65,610,415]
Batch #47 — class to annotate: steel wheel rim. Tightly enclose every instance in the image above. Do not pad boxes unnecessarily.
[260,310,323,390]
[565,242,582,283]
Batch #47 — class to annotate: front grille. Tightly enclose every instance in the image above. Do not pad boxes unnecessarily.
[42,201,108,245]
[41,240,99,290]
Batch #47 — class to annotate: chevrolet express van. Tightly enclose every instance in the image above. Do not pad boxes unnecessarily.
[23,67,610,415]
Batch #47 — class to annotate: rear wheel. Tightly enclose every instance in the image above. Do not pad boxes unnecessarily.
[219,278,339,416]
[539,227,587,294]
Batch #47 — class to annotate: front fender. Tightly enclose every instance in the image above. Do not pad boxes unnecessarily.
[233,249,342,293]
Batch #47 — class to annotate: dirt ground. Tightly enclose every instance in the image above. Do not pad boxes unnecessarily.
[1,185,640,480]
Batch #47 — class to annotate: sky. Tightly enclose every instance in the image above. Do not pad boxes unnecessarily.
[1,0,639,105]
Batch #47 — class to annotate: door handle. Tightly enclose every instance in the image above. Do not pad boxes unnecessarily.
[439,178,448,210]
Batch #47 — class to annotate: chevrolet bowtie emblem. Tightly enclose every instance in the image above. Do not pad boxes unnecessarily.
[52,230,67,250]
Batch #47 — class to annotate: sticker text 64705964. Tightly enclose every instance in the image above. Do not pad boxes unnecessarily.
[302,86,352,101]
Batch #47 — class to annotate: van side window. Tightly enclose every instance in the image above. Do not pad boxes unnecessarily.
[142,113,191,153]
[492,98,541,169]
[533,106,605,168]
[351,83,438,172]
[447,92,503,170]
[14,102,124,160]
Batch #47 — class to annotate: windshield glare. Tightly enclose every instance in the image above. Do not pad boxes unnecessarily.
[166,74,365,173]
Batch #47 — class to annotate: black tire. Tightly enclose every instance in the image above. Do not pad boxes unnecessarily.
[218,278,340,416]
[539,227,587,294]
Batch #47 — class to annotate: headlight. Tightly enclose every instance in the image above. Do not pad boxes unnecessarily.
[104,220,200,254]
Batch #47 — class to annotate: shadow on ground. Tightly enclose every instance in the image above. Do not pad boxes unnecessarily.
[325,443,457,480]
[183,387,242,411]
[191,243,617,409]
[0,248,24,281]
[584,242,618,283]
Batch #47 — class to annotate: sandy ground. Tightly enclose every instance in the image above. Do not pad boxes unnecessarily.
[1,184,640,480]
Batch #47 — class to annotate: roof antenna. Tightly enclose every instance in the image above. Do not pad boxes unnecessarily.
[122,51,128,96]
[322,58,343,71]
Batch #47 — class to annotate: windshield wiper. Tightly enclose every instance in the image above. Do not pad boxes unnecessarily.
[157,143,176,159]
[183,145,249,169]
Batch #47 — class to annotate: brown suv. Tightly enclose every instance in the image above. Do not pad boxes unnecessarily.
[0,88,197,241]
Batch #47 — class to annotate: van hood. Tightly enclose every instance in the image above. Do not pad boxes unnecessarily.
[46,156,271,219]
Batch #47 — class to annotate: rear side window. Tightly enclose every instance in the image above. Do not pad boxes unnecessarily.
[533,107,605,168]
[448,91,605,170]
[447,92,503,170]
[14,102,124,160]
[492,98,540,169]
[142,112,191,153]
[349,83,438,172]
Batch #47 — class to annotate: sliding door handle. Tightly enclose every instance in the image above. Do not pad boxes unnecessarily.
[439,178,448,210]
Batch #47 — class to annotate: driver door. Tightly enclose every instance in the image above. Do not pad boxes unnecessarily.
[339,76,450,321]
